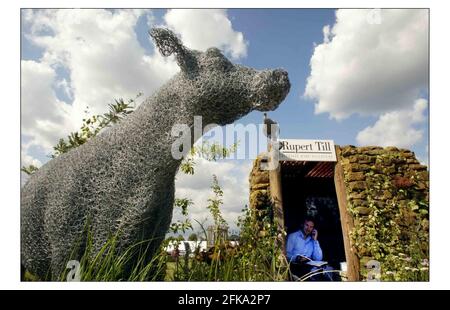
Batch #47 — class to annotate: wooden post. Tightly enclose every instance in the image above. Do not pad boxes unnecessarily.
[269,161,285,252]
[334,146,360,281]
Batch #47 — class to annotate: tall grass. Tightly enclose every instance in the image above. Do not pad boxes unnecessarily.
[150,205,289,282]
[41,173,290,281]
[57,227,169,281]
[51,204,289,281]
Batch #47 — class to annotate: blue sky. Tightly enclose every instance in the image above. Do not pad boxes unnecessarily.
[229,9,381,141]
[21,9,429,232]
[21,9,429,164]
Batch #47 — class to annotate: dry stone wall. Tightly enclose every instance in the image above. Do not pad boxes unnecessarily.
[339,145,428,281]
[249,146,429,281]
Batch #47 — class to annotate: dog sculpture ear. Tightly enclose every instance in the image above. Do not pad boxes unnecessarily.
[150,27,198,74]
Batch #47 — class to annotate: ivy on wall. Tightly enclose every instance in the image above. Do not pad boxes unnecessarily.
[248,147,429,281]
[340,146,429,281]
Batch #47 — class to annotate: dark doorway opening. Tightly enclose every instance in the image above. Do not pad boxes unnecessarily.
[281,161,346,271]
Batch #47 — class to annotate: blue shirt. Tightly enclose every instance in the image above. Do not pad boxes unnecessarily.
[286,230,323,263]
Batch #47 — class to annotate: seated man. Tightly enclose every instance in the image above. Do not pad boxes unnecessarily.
[286,216,334,281]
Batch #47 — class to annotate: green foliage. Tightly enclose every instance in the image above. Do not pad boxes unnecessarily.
[170,142,238,235]
[180,157,195,175]
[48,170,288,281]
[207,175,227,229]
[196,141,238,161]
[169,219,193,236]
[234,205,289,281]
[188,233,198,241]
[21,165,39,175]
[174,198,193,217]
[21,94,141,175]
[23,90,286,281]
[347,153,429,281]
[228,234,240,242]
[52,95,140,158]
[168,198,194,235]
[179,141,238,175]
[58,233,169,281]
[53,139,71,156]
[163,185,289,281]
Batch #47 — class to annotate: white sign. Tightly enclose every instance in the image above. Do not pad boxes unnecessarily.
[278,139,337,162]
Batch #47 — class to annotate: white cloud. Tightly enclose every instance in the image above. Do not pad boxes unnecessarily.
[25,9,178,117]
[304,9,428,120]
[21,60,74,151]
[21,9,179,162]
[56,78,73,100]
[21,142,42,187]
[21,143,43,168]
[164,9,247,59]
[174,158,252,233]
[356,98,427,148]
[22,9,248,166]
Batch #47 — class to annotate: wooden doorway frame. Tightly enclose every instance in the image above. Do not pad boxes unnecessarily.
[269,147,360,281]
[334,146,360,281]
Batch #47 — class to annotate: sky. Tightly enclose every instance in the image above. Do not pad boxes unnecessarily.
[20,8,429,235]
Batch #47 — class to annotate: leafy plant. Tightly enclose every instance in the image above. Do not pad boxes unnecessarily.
[21,94,141,174]
[52,96,139,158]
[21,165,39,176]
[347,154,429,281]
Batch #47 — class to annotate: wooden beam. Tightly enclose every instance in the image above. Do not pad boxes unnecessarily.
[334,146,360,281]
[269,161,285,253]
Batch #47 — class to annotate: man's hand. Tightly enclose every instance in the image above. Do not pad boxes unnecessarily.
[312,229,318,241]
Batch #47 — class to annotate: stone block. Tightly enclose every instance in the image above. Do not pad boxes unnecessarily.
[351,164,371,172]
[401,151,415,158]
[347,172,365,182]
[251,172,269,185]
[409,164,428,171]
[366,149,384,156]
[348,191,367,200]
[251,183,270,191]
[348,181,368,191]
[355,206,371,215]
